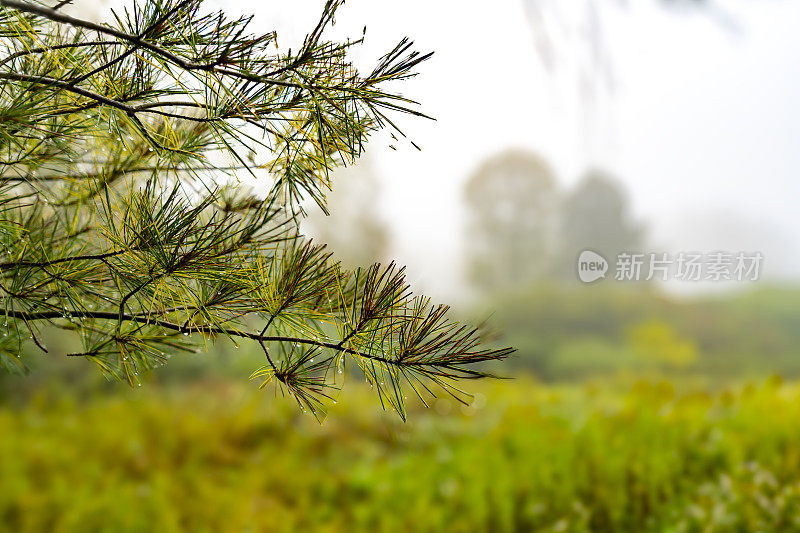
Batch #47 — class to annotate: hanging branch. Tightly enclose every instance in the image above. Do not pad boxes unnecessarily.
[0,0,511,421]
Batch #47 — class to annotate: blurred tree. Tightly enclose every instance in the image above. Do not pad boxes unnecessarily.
[0,0,511,419]
[557,170,644,278]
[463,149,558,293]
[303,154,390,269]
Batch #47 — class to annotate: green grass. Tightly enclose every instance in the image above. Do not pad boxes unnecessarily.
[3,376,800,532]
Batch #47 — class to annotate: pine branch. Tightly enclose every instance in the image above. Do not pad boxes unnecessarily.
[0,307,511,372]
[0,0,511,420]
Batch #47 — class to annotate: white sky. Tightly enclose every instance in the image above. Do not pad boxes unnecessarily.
[128,0,800,298]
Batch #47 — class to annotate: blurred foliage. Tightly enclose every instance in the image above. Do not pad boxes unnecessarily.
[3,376,800,531]
[480,284,800,380]
[627,319,697,368]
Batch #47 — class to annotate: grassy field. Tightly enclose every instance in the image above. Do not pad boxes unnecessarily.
[3,375,800,532]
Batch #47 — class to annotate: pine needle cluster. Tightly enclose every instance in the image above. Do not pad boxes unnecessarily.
[0,0,512,419]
